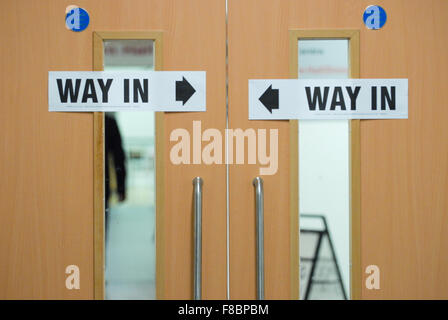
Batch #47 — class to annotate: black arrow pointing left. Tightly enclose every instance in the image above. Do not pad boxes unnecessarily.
[176,77,196,105]
[259,84,279,113]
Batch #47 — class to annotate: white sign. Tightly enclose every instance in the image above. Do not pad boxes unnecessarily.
[249,79,408,120]
[49,71,206,112]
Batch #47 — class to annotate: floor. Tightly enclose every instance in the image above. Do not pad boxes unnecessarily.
[105,162,156,300]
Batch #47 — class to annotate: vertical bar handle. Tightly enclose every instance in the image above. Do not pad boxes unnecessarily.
[253,177,265,300]
[193,177,203,300]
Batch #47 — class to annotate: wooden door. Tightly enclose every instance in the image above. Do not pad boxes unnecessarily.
[0,0,226,299]
[2,0,448,300]
[228,0,294,300]
[228,0,448,299]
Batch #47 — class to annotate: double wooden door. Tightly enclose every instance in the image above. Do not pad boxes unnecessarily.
[1,0,448,299]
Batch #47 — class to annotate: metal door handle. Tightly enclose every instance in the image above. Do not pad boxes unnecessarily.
[193,177,203,300]
[253,177,265,300]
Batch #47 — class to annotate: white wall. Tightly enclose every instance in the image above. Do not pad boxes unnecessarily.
[298,39,350,297]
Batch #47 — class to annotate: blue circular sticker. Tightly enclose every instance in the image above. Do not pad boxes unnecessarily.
[363,5,387,30]
[65,6,90,32]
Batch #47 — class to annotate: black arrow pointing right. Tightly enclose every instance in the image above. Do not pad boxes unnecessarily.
[259,84,279,113]
[176,77,196,105]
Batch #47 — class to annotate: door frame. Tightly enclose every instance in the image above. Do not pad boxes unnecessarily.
[288,29,361,299]
[92,31,164,300]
